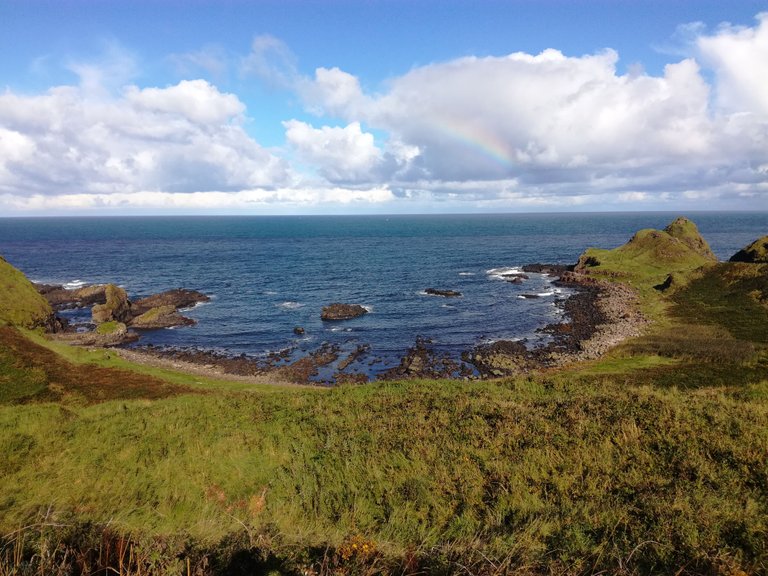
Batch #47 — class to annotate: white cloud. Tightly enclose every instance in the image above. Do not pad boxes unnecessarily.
[0,79,293,197]
[697,12,768,115]
[240,35,299,89]
[125,79,245,124]
[298,67,370,117]
[3,17,768,214]
[0,186,395,213]
[284,120,382,182]
[291,28,767,208]
[168,44,229,81]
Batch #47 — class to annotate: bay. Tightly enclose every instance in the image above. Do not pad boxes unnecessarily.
[1,212,766,380]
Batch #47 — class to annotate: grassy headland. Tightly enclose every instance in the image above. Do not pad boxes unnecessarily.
[1,219,767,575]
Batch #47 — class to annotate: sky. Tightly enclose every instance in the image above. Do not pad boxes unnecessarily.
[0,0,767,216]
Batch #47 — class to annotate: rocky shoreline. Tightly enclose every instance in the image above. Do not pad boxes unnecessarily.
[30,259,648,386]
[104,266,647,386]
[460,269,646,378]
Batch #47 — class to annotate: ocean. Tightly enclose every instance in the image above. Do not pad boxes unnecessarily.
[1,212,766,381]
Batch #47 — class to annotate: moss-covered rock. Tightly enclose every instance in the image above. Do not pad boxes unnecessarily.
[92,284,131,324]
[730,235,768,263]
[95,320,125,335]
[573,217,717,289]
[663,217,717,261]
[130,305,195,329]
[0,256,54,328]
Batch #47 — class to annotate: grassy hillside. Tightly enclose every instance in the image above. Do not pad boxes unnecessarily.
[574,217,716,297]
[2,362,767,575]
[0,257,52,328]
[1,225,767,575]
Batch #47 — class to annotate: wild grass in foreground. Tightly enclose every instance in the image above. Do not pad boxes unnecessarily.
[2,371,767,574]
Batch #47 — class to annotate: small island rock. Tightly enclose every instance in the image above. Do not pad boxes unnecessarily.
[131,288,210,316]
[130,305,196,329]
[321,303,368,321]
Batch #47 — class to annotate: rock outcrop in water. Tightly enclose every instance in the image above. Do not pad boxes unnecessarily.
[92,284,132,324]
[131,289,210,316]
[36,283,107,309]
[424,288,462,297]
[321,303,368,321]
[131,305,196,330]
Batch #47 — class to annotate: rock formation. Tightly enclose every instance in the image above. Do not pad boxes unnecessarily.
[730,235,768,263]
[131,305,196,329]
[36,284,107,309]
[663,217,717,261]
[321,303,368,321]
[424,288,462,297]
[55,321,140,347]
[92,284,132,324]
[131,288,210,316]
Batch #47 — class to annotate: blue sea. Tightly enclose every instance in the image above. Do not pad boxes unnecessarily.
[1,212,766,380]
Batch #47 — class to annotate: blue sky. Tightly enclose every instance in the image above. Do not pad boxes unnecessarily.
[1,0,767,215]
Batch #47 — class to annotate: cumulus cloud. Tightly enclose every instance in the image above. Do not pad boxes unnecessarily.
[3,15,768,214]
[287,18,768,208]
[697,12,768,115]
[0,79,293,198]
[284,120,382,182]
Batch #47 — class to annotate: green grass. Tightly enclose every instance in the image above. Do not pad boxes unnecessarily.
[2,377,767,575]
[0,257,51,328]
[95,320,124,335]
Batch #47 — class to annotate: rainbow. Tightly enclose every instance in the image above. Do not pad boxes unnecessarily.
[432,117,514,169]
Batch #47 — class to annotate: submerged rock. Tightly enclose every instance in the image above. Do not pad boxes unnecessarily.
[424,288,462,297]
[320,303,368,321]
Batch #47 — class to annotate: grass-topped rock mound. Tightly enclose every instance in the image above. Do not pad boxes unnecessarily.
[730,234,768,263]
[574,216,717,290]
[0,256,53,329]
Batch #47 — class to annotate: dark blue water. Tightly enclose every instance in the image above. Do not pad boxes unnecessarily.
[1,212,766,379]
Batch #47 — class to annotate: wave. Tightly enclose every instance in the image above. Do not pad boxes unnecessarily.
[537,291,555,297]
[179,300,212,312]
[458,272,475,276]
[277,301,304,310]
[486,266,522,280]
[63,279,87,289]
